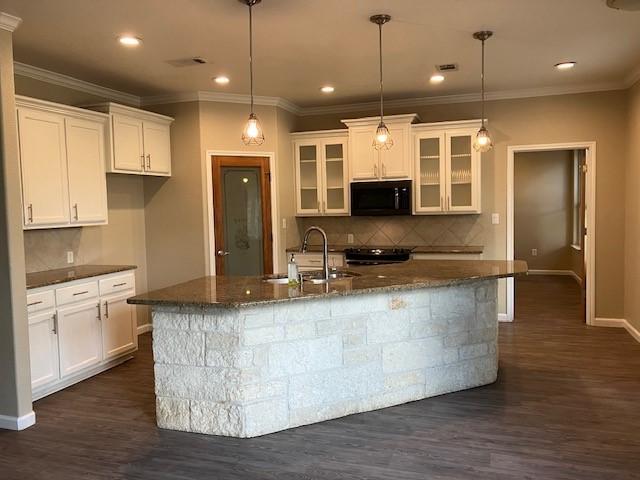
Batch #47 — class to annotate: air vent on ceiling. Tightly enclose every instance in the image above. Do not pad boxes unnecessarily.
[166,57,209,68]
[437,63,459,72]
[606,0,640,10]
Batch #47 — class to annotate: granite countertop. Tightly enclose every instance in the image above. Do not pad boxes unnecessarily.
[128,259,527,309]
[27,265,137,290]
[286,245,484,254]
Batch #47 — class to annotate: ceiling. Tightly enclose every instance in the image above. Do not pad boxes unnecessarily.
[3,0,640,108]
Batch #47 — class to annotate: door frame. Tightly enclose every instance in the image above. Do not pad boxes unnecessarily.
[506,142,596,325]
[205,150,279,276]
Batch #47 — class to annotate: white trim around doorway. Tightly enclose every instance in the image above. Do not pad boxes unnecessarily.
[506,142,596,325]
[205,150,279,276]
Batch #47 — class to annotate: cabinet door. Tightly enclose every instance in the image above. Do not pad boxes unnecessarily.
[321,139,349,214]
[295,142,322,215]
[112,114,144,173]
[350,127,379,180]
[143,121,172,175]
[57,301,103,378]
[446,131,480,213]
[415,133,446,213]
[28,311,60,390]
[380,124,411,179]
[101,292,136,360]
[65,117,108,224]
[17,108,70,227]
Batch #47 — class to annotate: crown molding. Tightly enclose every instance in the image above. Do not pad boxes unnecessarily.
[13,62,141,106]
[0,12,22,32]
[141,90,303,115]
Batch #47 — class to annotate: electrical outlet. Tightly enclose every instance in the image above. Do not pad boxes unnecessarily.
[531,248,538,257]
[347,233,355,244]
[491,213,500,225]
[281,218,287,229]
[66,251,74,264]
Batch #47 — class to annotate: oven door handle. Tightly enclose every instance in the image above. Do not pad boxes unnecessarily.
[394,188,400,210]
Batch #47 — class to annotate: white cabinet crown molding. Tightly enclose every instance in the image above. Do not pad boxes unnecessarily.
[16,95,109,124]
[341,113,421,128]
[411,119,483,132]
[0,12,22,32]
[290,129,348,139]
[84,102,174,125]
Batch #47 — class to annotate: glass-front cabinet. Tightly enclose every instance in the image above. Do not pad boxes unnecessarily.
[414,125,481,214]
[293,132,348,216]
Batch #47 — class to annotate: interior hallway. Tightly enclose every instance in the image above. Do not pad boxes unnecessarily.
[1,276,639,480]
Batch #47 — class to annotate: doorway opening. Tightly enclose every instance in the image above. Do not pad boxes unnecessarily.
[507,143,595,325]
[210,155,274,276]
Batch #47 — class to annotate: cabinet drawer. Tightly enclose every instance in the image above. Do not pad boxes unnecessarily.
[26,290,55,314]
[99,273,135,297]
[56,281,99,306]
[296,253,345,269]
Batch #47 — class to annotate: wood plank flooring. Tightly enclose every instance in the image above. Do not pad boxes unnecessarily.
[2,275,639,479]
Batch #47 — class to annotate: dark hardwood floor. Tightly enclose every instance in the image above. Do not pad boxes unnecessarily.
[2,275,640,479]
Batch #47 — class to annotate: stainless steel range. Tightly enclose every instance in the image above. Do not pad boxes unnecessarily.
[344,247,412,266]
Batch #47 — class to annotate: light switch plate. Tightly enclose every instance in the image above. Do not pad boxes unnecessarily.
[491,213,500,225]
[281,218,287,229]
[347,233,354,244]
[66,251,74,264]
[531,248,538,256]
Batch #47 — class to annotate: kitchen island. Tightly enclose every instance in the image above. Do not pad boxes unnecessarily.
[129,259,527,438]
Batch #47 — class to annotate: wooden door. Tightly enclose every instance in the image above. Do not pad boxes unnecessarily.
[212,156,273,276]
[143,121,171,175]
[65,117,108,224]
[17,107,70,227]
[112,114,144,173]
[57,300,103,378]
[101,292,136,360]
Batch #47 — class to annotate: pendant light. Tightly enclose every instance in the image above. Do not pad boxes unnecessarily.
[241,0,264,145]
[370,14,393,150]
[473,30,493,153]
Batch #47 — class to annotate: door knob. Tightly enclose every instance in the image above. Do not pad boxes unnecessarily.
[217,250,230,256]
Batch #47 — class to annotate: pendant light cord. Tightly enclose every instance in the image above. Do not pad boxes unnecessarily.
[249,3,254,114]
[379,22,384,122]
[481,38,485,127]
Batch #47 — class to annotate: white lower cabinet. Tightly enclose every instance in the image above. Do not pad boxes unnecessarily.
[57,300,103,378]
[28,270,137,400]
[28,311,60,390]
[101,291,137,360]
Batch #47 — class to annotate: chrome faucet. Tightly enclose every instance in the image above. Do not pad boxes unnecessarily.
[301,226,329,281]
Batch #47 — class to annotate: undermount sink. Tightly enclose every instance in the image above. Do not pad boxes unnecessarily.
[262,270,360,285]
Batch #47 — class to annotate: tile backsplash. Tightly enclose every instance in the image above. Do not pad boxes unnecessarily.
[296,215,484,247]
[24,228,87,273]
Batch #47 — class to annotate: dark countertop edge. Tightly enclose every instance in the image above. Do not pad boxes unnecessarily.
[128,270,526,309]
[285,245,485,254]
[27,265,137,290]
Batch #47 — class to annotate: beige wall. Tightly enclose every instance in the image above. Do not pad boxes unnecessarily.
[514,150,576,272]
[0,29,32,423]
[625,80,640,331]
[296,91,628,318]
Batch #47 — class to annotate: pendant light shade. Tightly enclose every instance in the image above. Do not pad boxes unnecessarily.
[241,0,264,146]
[473,30,493,153]
[371,14,393,150]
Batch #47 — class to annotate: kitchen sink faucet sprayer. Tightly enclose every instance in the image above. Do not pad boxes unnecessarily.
[300,226,329,282]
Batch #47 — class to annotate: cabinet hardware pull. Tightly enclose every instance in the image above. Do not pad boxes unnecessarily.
[27,203,33,223]
[96,303,101,320]
[27,300,43,307]
[374,163,378,177]
[140,154,145,170]
[440,196,443,209]
[146,154,151,170]
[382,163,387,177]
[317,200,320,211]
[73,203,79,221]
[52,313,58,335]
[113,282,127,287]
[73,290,89,296]
[323,200,326,211]
[104,301,109,319]
[448,196,451,210]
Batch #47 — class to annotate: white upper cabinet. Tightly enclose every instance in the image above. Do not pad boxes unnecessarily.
[413,121,482,215]
[87,103,174,177]
[342,114,418,182]
[17,107,70,227]
[293,131,349,216]
[65,117,108,225]
[17,97,109,229]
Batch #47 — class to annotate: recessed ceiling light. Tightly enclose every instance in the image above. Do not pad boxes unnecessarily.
[430,74,445,84]
[214,76,230,85]
[118,35,142,47]
[320,85,335,93]
[555,61,577,70]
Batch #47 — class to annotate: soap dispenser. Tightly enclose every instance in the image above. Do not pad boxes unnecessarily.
[287,253,299,286]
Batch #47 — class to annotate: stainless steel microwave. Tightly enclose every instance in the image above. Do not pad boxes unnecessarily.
[350,180,412,216]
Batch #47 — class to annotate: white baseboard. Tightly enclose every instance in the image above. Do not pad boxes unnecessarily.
[137,323,152,335]
[498,313,510,323]
[593,317,640,343]
[0,410,35,431]
[528,269,583,285]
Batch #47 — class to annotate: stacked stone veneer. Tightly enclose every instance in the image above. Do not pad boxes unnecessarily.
[152,279,498,438]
